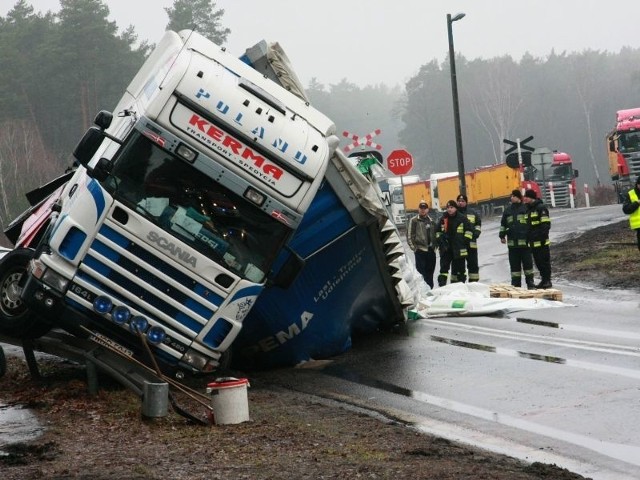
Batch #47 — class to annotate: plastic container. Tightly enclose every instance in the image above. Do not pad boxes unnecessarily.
[206,377,250,425]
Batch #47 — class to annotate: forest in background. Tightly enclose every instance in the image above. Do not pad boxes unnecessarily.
[2,0,639,245]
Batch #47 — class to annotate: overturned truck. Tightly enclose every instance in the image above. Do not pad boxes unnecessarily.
[0,30,412,382]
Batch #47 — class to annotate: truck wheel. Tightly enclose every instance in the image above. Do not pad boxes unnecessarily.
[0,248,51,338]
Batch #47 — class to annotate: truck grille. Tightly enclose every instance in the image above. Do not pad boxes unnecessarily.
[625,153,640,177]
[541,183,570,208]
[70,221,224,340]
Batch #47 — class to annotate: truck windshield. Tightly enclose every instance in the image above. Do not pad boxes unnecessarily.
[532,164,573,182]
[618,131,640,153]
[103,133,290,283]
[390,186,404,205]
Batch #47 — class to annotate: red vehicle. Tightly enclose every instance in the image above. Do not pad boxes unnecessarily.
[525,152,578,208]
[607,108,640,201]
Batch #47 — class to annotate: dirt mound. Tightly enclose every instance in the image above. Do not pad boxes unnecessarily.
[551,220,639,290]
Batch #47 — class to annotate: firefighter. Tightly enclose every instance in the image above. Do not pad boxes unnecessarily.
[406,201,437,289]
[622,175,640,252]
[435,200,474,287]
[456,194,481,282]
[523,189,552,289]
[499,190,535,289]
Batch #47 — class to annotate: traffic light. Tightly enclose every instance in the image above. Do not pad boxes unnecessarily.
[505,152,532,168]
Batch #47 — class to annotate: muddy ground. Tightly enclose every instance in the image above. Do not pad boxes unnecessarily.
[551,219,639,290]
[1,220,637,480]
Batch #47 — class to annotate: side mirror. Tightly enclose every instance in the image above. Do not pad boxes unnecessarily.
[72,110,115,167]
[94,110,113,130]
[90,158,113,181]
[73,126,105,166]
[269,248,305,289]
[573,169,579,178]
[608,139,615,152]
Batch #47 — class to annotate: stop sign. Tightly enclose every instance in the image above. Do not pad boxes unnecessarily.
[386,149,414,176]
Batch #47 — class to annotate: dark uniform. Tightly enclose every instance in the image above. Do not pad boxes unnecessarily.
[435,200,474,287]
[524,189,552,289]
[407,202,437,288]
[499,190,534,288]
[456,194,481,282]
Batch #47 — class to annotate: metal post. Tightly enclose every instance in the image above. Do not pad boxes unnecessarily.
[584,183,591,208]
[516,138,524,185]
[447,13,466,197]
[22,339,41,379]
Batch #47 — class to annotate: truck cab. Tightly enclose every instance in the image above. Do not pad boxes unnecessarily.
[1,30,337,376]
[608,108,640,200]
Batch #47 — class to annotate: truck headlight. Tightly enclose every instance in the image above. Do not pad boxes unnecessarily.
[93,295,113,314]
[130,315,149,333]
[111,306,131,325]
[41,268,70,293]
[147,326,166,344]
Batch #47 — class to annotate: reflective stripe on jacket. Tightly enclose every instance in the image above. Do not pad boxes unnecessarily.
[628,189,640,230]
[527,199,551,248]
[435,212,474,258]
[458,206,481,248]
[499,203,529,248]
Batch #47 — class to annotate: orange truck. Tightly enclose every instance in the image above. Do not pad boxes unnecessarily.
[404,164,527,216]
[403,154,578,216]
[607,108,640,201]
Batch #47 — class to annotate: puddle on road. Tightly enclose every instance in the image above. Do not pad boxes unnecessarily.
[0,403,43,454]
[0,342,50,455]
[430,335,497,353]
[428,334,640,379]
[430,335,567,364]
[516,317,640,340]
[516,318,560,328]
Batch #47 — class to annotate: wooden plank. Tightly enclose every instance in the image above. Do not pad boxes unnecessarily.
[489,284,562,302]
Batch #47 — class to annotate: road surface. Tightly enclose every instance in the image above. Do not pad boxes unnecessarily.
[267,204,640,480]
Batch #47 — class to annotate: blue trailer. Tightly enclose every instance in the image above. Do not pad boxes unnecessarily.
[229,42,411,368]
[232,150,411,369]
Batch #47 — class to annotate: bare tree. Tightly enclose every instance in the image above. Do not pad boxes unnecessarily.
[464,56,524,164]
[567,51,608,185]
[0,120,59,236]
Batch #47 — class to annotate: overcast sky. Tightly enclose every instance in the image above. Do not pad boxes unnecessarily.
[4,0,640,87]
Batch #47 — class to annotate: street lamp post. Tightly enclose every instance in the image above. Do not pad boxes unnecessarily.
[447,12,466,197]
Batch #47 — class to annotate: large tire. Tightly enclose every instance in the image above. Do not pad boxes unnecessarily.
[0,248,51,338]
